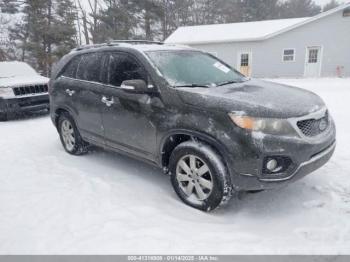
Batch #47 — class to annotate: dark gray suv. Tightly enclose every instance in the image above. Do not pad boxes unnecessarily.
[49,41,336,211]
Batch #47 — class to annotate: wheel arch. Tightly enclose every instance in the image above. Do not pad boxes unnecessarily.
[53,107,75,129]
[160,129,231,172]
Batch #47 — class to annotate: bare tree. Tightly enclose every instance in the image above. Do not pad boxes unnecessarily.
[76,0,90,44]
[75,0,102,44]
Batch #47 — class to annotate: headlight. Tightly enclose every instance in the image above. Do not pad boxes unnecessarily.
[228,112,297,136]
[0,87,14,98]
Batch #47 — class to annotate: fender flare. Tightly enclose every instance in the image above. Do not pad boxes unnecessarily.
[53,106,77,128]
[159,129,234,171]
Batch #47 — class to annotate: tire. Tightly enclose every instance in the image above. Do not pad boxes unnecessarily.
[169,141,233,212]
[58,112,89,155]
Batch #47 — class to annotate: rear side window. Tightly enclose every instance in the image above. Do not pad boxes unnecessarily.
[76,52,103,82]
[61,56,81,78]
[107,53,147,87]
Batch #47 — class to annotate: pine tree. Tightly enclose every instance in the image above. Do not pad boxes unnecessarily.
[21,0,52,74]
[81,0,286,42]
[0,0,20,14]
[243,0,282,21]
[323,0,340,12]
[127,0,163,40]
[1,0,22,60]
[95,0,138,42]
[159,0,195,40]
[52,0,77,62]
[280,0,322,18]
[8,0,77,75]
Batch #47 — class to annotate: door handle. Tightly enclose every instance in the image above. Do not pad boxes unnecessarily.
[101,96,114,107]
[66,89,75,96]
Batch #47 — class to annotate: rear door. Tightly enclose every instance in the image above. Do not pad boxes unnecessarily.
[72,52,107,145]
[52,55,82,118]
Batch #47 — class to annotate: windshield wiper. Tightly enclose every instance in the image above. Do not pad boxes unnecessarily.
[216,80,243,87]
[174,84,211,88]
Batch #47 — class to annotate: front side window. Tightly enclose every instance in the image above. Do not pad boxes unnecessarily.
[283,49,295,62]
[146,51,245,87]
[76,53,103,82]
[107,53,147,87]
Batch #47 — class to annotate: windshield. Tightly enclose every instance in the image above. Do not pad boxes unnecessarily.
[146,50,246,87]
[0,62,38,78]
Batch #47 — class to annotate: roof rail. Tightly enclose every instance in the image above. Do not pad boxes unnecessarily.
[73,40,164,52]
[107,40,164,45]
[74,43,111,51]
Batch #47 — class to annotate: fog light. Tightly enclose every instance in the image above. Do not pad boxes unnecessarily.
[266,159,278,171]
[263,156,293,175]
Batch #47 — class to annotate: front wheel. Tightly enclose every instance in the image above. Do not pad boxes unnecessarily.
[169,141,233,212]
[58,112,89,155]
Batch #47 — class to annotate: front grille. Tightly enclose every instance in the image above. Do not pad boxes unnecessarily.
[297,112,329,137]
[12,84,48,96]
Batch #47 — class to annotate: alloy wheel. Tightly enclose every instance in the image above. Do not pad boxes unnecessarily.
[176,154,213,202]
[61,119,76,151]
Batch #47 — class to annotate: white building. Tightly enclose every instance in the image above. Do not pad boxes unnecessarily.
[165,3,350,78]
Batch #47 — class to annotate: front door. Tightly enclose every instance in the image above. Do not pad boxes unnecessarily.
[238,52,251,77]
[305,47,322,77]
[100,52,158,160]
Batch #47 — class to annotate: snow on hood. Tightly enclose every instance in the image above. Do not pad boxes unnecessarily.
[0,61,49,87]
[176,79,325,118]
[0,61,38,78]
[0,75,49,88]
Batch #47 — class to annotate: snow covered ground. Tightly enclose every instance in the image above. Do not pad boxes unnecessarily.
[0,78,349,254]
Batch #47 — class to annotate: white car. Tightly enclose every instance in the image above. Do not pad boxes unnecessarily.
[0,61,49,121]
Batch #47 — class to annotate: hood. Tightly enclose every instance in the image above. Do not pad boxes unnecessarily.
[176,79,325,118]
[0,75,49,88]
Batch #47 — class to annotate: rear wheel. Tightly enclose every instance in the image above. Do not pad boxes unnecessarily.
[169,141,233,211]
[58,112,89,155]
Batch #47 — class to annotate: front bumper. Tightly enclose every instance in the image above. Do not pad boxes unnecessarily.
[234,141,336,190]
[0,94,50,114]
[224,117,336,191]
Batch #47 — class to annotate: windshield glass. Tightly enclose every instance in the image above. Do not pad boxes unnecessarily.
[0,62,38,78]
[146,50,246,87]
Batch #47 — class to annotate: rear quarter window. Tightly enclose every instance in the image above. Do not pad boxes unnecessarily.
[60,56,82,78]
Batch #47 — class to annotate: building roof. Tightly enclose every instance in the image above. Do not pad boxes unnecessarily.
[165,2,350,45]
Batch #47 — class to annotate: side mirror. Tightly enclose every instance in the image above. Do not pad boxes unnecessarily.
[120,79,152,94]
